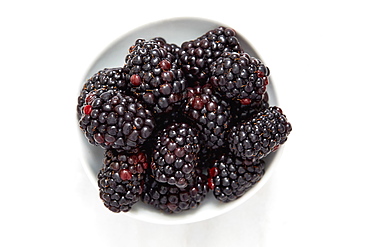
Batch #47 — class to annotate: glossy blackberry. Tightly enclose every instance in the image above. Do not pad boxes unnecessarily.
[209,52,269,104]
[77,67,128,120]
[78,89,155,151]
[140,108,189,158]
[141,169,208,213]
[151,123,201,188]
[98,149,148,212]
[123,38,187,114]
[209,152,265,202]
[178,26,243,84]
[228,106,292,160]
[183,84,231,150]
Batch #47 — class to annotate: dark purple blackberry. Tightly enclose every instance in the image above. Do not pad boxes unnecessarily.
[141,169,208,213]
[183,84,231,150]
[140,108,189,159]
[178,26,243,84]
[78,89,155,151]
[98,149,149,212]
[123,38,187,114]
[209,152,265,202]
[209,52,269,105]
[151,123,201,188]
[228,106,292,160]
[77,67,129,120]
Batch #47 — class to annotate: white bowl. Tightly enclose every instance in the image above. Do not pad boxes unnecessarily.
[77,17,282,225]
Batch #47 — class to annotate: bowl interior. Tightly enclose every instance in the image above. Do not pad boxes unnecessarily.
[77,17,281,225]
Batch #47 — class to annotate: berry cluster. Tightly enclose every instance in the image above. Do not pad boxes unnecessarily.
[77,26,292,214]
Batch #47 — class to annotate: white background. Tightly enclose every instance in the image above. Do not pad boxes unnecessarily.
[1,0,369,246]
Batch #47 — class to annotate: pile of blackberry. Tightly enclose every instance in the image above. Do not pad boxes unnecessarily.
[77,26,292,214]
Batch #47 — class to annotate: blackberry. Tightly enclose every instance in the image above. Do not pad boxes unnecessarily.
[78,89,155,151]
[77,67,129,120]
[98,149,148,212]
[209,152,265,202]
[141,169,208,213]
[209,52,269,104]
[140,108,189,159]
[123,38,187,114]
[228,106,292,160]
[183,84,231,150]
[178,26,243,84]
[151,123,201,188]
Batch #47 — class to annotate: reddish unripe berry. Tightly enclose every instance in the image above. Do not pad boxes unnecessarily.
[83,105,92,115]
[119,169,132,181]
[159,59,171,71]
[240,98,251,105]
[130,74,141,86]
[208,178,215,190]
[209,167,219,177]
[257,70,265,78]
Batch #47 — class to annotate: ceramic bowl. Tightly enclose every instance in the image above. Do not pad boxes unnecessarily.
[77,17,282,225]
